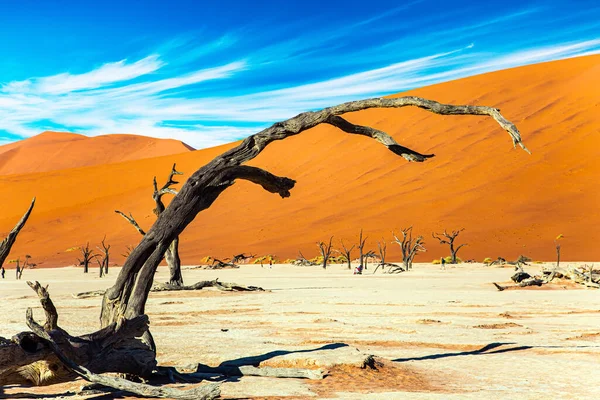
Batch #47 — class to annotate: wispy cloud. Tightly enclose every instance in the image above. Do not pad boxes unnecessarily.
[0,4,599,149]
[3,55,164,95]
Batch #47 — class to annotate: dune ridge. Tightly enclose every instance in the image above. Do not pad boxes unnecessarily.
[0,131,194,175]
[0,55,598,267]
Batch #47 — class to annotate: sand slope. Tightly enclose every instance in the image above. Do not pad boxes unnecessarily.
[0,131,194,175]
[0,55,598,267]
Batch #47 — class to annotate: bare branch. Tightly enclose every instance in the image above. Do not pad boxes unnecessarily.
[0,197,35,269]
[115,211,146,236]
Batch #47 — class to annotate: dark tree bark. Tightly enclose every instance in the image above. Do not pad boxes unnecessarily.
[0,198,35,270]
[115,164,185,286]
[393,227,426,270]
[1,96,527,395]
[77,242,97,274]
[340,240,355,270]
[96,236,111,277]
[357,229,367,270]
[432,229,466,264]
[317,236,334,269]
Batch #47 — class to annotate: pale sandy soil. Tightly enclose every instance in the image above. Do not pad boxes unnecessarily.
[1,262,599,399]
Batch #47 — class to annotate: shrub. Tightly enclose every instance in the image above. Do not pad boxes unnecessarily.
[432,259,441,265]
[483,257,493,264]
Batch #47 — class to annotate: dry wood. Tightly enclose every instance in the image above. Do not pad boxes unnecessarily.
[317,236,334,269]
[25,308,220,399]
[77,242,98,274]
[393,227,425,270]
[339,240,355,270]
[151,278,264,292]
[0,198,35,270]
[432,228,466,264]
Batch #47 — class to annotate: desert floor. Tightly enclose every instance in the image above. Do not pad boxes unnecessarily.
[1,262,599,399]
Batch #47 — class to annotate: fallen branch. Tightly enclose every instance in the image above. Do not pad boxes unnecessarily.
[152,279,265,292]
[190,364,325,380]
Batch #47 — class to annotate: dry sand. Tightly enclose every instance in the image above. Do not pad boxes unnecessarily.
[1,55,599,265]
[1,262,599,399]
[0,131,193,175]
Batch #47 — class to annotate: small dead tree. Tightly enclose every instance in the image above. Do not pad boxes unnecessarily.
[363,250,376,270]
[377,239,387,267]
[231,253,256,264]
[340,240,355,270]
[554,234,563,269]
[393,227,426,270]
[97,237,111,277]
[294,251,317,266]
[0,198,35,271]
[78,242,98,274]
[357,229,367,269]
[317,236,334,269]
[115,164,185,286]
[432,229,466,264]
[0,96,527,395]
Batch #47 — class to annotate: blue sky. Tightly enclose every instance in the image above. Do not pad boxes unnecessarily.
[0,0,599,148]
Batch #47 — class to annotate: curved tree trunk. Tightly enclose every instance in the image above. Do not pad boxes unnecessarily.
[100,96,527,328]
[0,198,35,269]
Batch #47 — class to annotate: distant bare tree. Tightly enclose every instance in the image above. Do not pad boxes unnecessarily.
[393,227,426,270]
[78,242,98,274]
[97,237,111,277]
[231,253,256,264]
[357,229,368,269]
[340,239,355,270]
[294,251,317,266]
[554,234,563,269]
[363,250,376,271]
[317,236,334,269]
[121,244,135,259]
[432,229,466,264]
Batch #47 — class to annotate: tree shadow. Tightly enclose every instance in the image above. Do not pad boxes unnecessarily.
[393,342,530,362]
[393,342,600,362]
[193,342,349,383]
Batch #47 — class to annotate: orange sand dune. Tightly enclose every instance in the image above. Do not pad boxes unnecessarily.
[0,55,598,267]
[0,131,194,175]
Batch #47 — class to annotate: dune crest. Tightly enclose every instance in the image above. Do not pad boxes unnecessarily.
[0,131,194,175]
[0,55,598,267]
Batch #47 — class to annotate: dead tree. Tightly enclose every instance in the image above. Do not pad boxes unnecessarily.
[554,235,563,269]
[231,253,256,264]
[293,251,317,266]
[363,250,377,270]
[357,229,367,269]
[97,237,111,277]
[393,227,426,270]
[77,242,98,274]
[0,198,35,271]
[115,164,184,286]
[0,96,527,395]
[317,236,334,269]
[432,228,466,264]
[339,240,355,270]
[372,239,400,273]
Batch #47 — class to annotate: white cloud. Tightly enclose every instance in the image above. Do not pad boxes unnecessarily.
[1,36,599,149]
[3,55,164,95]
